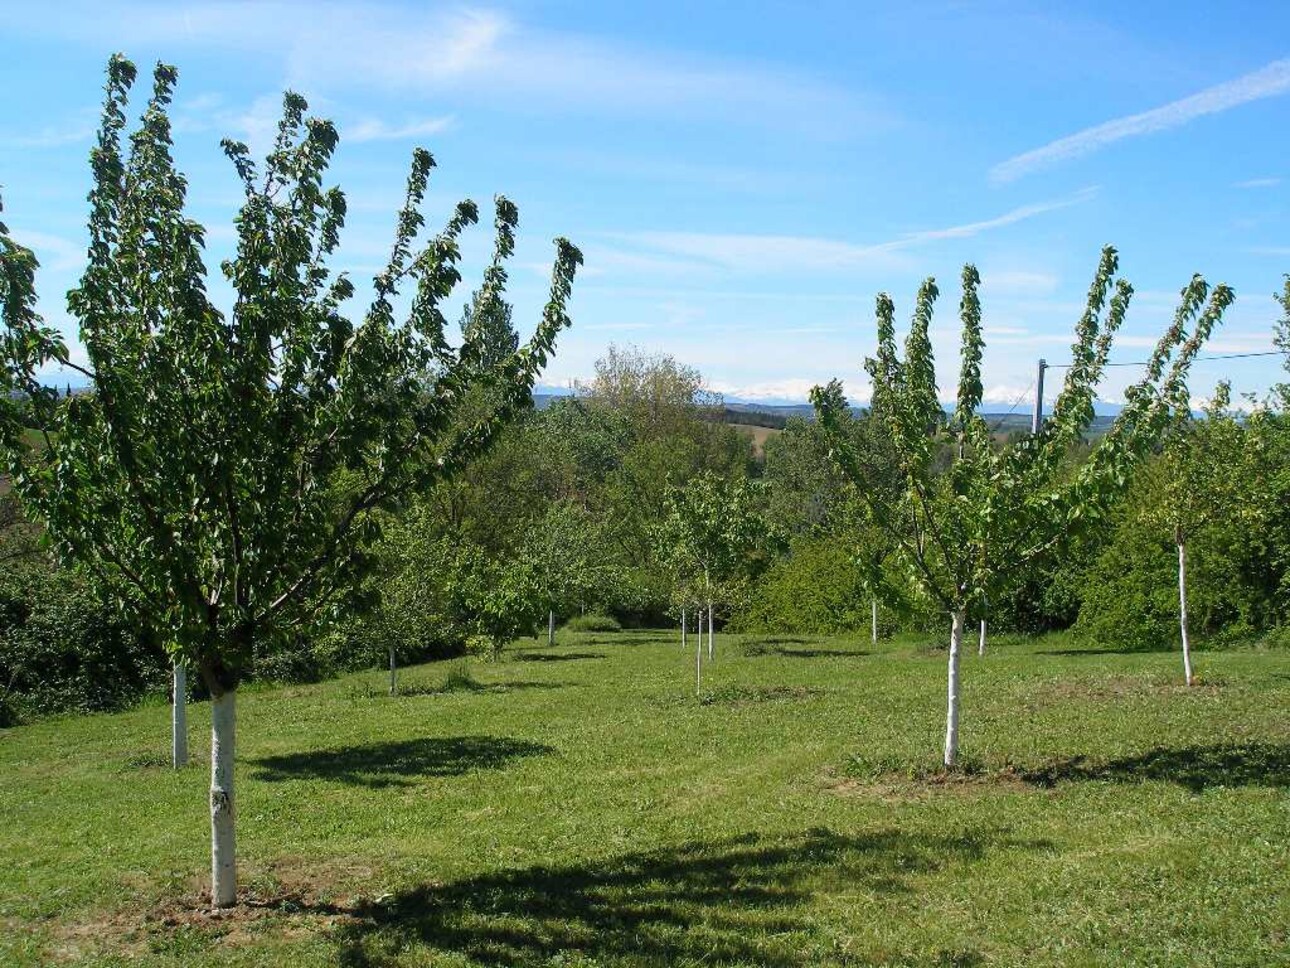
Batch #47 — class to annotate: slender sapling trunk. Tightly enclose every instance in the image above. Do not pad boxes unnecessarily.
[871,597,878,645]
[388,645,397,696]
[1178,535,1194,686]
[209,689,236,908]
[681,607,687,651]
[695,608,703,696]
[172,660,188,769]
[707,600,714,660]
[548,609,555,647]
[944,608,966,768]
[978,593,987,656]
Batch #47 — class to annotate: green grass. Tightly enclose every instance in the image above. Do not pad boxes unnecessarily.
[1,630,1288,966]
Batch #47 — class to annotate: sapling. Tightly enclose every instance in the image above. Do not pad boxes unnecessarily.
[814,250,1231,767]
[0,58,580,907]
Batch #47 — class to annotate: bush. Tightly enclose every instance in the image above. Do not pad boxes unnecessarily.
[563,612,622,633]
[0,562,168,723]
[731,537,924,635]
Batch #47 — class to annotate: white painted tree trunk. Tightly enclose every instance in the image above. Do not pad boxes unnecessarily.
[871,598,878,645]
[172,661,188,769]
[944,609,966,769]
[695,608,703,696]
[1178,539,1194,686]
[681,608,687,651]
[209,689,236,908]
[978,618,987,657]
[707,600,714,660]
[388,645,397,696]
[548,609,555,647]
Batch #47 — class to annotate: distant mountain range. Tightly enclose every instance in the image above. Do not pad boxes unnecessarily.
[531,388,1124,433]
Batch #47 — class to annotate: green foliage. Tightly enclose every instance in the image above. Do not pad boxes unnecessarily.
[0,57,580,697]
[0,561,167,724]
[732,536,898,635]
[1075,409,1290,650]
[656,470,782,614]
[813,250,1232,617]
[563,612,623,633]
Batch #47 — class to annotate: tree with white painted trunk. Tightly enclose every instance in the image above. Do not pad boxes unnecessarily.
[1145,382,1245,685]
[0,57,580,908]
[813,251,1231,768]
[656,472,779,692]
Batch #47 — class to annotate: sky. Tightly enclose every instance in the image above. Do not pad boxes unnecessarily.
[2,1,1288,407]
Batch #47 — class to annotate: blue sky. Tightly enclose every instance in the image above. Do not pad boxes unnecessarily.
[2,1,1288,406]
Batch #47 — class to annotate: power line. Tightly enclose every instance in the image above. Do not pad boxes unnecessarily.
[1046,349,1283,369]
[986,379,1036,433]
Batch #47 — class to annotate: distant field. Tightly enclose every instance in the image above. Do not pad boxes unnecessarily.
[731,421,780,455]
[2,629,1287,965]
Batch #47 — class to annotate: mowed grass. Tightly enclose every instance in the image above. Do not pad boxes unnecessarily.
[1,631,1288,966]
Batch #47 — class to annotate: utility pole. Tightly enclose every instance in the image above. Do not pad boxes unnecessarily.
[1031,358,1047,435]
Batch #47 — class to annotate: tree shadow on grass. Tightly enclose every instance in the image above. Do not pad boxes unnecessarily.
[1034,647,1161,656]
[1022,742,1290,793]
[333,827,1016,966]
[772,647,871,659]
[512,652,607,663]
[250,736,554,788]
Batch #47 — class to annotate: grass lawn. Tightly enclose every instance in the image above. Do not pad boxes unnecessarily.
[1,630,1287,966]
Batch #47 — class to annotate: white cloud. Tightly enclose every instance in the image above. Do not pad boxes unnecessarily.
[604,188,1095,275]
[992,58,1290,183]
[4,122,95,149]
[1234,177,1281,189]
[10,228,83,272]
[346,115,455,144]
[19,3,879,136]
[710,377,871,404]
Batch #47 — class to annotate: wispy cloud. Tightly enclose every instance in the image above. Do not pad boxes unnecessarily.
[346,115,455,143]
[992,58,1290,183]
[20,3,881,136]
[604,188,1096,274]
[4,122,94,149]
[11,228,83,272]
[1234,176,1281,189]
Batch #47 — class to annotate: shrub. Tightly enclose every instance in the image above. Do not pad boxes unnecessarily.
[0,562,168,723]
[563,612,622,633]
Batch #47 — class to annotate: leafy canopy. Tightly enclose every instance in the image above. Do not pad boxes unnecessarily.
[0,57,581,692]
[811,247,1232,613]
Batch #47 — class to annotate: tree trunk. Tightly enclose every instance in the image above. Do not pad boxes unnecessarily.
[944,608,966,769]
[871,597,878,645]
[1178,538,1194,686]
[707,600,714,660]
[681,608,687,652]
[209,689,236,908]
[978,618,987,657]
[695,608,703,697]
[388,645,397,697]
[172,660,188,769]
[548,609,555,647]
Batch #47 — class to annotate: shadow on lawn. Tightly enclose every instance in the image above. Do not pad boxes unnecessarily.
[250,736,554,788]
[333,827,1014,967]
[1022,742,1290,792]
[513,652,607,663]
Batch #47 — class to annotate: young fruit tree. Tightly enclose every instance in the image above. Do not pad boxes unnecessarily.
[812,249,1231,767]
[656,471,779,693]
[1147,382,1246,685]
[0,58,580,907]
